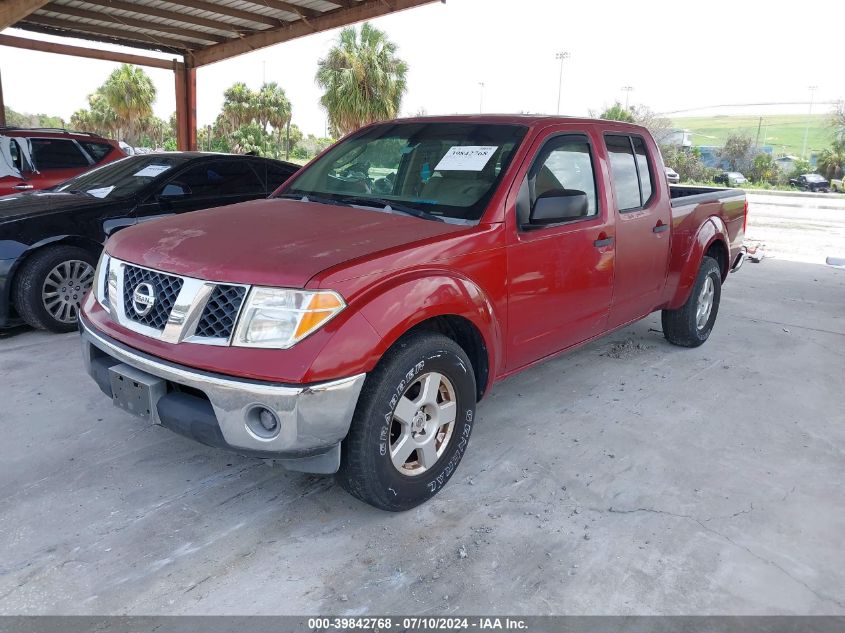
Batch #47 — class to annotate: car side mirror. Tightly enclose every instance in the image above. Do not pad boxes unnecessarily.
[527,189,588,227]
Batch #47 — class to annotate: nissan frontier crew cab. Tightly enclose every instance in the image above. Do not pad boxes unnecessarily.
[79,116,747,511]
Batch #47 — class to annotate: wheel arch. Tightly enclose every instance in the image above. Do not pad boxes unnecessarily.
[667,217,730,309]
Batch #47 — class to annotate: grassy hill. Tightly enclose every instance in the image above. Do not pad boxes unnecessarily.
[670,114,835,157]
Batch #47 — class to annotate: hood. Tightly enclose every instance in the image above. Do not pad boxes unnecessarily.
[0,191,111,222]
[107,198,468,288]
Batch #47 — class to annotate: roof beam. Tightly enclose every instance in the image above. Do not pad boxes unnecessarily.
[193,0,437,66]
[20,13,195,51]
[40,4,228,43]
[81,0,245,35]
[172,0,284,27]
[0,0,49,30]
[250,0,320,19]
[0,33,177,69]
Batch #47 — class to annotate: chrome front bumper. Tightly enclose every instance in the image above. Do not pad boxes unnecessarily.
[80,316,366,472]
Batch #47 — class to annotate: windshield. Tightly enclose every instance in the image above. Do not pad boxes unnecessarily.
[279,122,527,223]
[804,174,824,182]
[54,155,187,199]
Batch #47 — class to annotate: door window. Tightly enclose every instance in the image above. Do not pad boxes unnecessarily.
[79,141,114,163]
[529,134,599,219]
[29,138,90,169]
[161,160,263,198]
[605,134,655,211]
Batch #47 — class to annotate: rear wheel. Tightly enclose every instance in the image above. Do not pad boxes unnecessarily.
[12,246,96,332]
[661,256,722,348]
[336,331,476,511]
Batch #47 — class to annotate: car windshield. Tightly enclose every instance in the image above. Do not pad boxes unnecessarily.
[53,155,188,199]
[729,172,744,178]
[279,122,528,224]
[804,174,824,182]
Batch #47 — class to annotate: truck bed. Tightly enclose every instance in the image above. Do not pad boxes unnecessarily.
[669,184,744,207]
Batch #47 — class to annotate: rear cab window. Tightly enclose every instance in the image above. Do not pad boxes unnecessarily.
[605,134,655,211]
[79,141,114,163]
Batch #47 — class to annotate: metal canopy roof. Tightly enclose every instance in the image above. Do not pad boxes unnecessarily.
[3,0,437,66]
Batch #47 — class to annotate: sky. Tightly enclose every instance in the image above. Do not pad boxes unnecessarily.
[1,0,842,138]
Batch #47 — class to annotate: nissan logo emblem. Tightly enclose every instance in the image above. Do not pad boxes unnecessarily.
[131,282,156,317]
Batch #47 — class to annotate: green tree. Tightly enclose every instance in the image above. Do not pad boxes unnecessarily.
[720,134,754,171]
[660,145,716,183]
[816,141,845,179]
[599,101,635,123]
[256,82,292,134]
[316,22,408,136]
[221,82,256,133]
[100,64,157,145]
[832,101,845,142]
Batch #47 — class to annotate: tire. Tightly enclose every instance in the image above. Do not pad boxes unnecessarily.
[336,331,477,511]
[12,246,97,333]
[661,255,722,348]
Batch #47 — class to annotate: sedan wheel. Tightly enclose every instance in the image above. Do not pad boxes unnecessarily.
[42,259,95,324]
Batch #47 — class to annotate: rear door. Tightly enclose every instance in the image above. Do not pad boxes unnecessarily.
[604,133,671,328]
[505,126,615,371]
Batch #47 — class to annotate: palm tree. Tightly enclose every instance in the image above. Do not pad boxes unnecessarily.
[256,82,292,133]
[817,141,845,180]
[316,22,408,136]
[222,82,256,132]
[100,64,157,145]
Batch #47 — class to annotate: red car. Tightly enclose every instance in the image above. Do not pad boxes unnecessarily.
[79,116,747,511]
[0,127,125,196]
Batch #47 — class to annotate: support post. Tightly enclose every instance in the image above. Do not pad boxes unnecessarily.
[0,69,6,127]
[174,62,197,151]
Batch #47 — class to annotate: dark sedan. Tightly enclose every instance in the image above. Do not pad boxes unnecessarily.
[789,173,830,192]
[0,153,299,332]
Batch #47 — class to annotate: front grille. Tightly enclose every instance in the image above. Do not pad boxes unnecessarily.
[195,285,247,340]
[122,264,183,331]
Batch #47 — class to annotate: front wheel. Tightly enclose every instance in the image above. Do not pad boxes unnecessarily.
[336,331,476,511]
[12,246,97,333]
[661,255,722,348]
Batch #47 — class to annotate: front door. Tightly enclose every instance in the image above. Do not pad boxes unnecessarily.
[506,130,615,371]
[604,133,671,329]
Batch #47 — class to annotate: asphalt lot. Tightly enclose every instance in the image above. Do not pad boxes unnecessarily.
[1,201,844,615]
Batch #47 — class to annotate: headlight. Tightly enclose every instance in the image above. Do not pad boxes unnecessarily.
[93,251,111,312]
[233,287,345,349]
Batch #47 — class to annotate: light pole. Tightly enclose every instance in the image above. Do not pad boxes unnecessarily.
[478,82,485,113]
[555,52,570,115]
[801,85,818,159]
[622,86,634,110]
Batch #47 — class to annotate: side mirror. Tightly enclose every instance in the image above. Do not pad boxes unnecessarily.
[528,189,588,226]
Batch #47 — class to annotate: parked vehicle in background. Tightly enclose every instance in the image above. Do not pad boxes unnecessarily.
[790,173,830,192]
[829,175,843,192]
[0,128,125,197]
[0,153,299,332]
[665,166,680,184]
[79,116,747,511]
[714,171,748,187]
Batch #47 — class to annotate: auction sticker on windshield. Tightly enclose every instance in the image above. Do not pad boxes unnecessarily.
[133,164,172,178]
[435,146,498,171]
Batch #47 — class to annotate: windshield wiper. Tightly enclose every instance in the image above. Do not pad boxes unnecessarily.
[339,196,444,223]
[275,192,350,207]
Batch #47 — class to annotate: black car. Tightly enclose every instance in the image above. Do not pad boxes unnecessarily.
[789,173,830,192]
[0,153,298,332]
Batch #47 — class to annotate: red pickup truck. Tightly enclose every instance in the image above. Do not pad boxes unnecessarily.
[79,116,746,511]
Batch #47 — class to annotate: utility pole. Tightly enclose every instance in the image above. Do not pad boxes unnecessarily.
[478,82,485,113]
[754,116,763,151]
[622,86,634,110]
[556,52,570,115]
[802,85,818,159]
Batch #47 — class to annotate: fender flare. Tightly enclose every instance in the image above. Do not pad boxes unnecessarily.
[668,217,729,309]
[353,269,503,393]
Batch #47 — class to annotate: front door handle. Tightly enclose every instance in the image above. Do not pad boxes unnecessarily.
[13,184,34,191]
[593,236,614,248]
[653,222,669,233]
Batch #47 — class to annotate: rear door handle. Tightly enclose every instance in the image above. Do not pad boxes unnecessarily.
[653,223,669,233]
[593,236,614,248]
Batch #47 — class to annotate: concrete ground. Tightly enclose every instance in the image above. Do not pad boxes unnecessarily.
[1,202,844,615]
